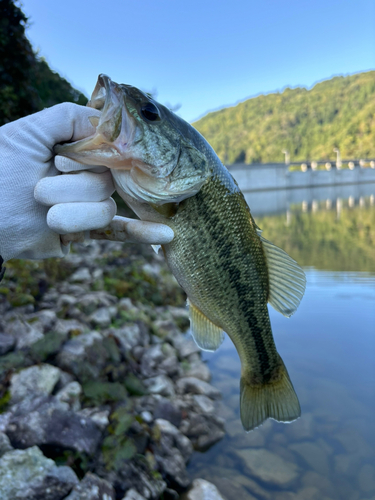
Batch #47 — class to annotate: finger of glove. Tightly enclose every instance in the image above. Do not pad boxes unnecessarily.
[90,215,174,244]
[35,171,115,206]
[47,198,117,234]
[5,104,101,153]
[55,155,108,174]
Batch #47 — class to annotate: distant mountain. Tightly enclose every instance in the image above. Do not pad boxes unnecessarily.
[192,71,375,164]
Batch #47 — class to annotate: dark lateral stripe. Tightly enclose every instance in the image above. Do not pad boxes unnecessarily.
[194,184,271,378]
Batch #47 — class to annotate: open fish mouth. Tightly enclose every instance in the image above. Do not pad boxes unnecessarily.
[55,74,138,168]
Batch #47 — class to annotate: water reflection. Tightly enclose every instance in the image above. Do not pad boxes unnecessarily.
[187,191,375,500]
[243,183,375,218]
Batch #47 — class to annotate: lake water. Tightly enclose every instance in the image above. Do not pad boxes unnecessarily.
[187,182,375,500]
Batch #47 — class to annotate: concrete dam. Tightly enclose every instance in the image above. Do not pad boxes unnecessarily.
[227,163,375,217]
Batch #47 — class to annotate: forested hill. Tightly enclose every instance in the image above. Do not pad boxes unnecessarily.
[192,71,375,164]
[0,0,87,126]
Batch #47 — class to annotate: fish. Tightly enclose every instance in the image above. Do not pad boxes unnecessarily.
[56,74,306,431]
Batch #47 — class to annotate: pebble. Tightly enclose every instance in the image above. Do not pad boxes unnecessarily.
[144,375,176,397]
[176,377,221,400]
[0,446,78,500]
[181,478,226,500]
[235,448,299,486]
[10,364,61,403]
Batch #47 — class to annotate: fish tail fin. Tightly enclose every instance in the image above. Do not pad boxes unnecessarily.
[240,357,301,432]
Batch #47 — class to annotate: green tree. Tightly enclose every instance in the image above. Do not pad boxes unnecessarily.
[193,72,375,164]
[0,0,87,126]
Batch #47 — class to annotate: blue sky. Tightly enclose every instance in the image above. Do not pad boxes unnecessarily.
[22,0,375,122]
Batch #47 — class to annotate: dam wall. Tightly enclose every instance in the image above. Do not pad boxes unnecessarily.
[228,163,375,192]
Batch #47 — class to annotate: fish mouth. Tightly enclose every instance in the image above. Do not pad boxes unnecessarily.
[55,74,137,168]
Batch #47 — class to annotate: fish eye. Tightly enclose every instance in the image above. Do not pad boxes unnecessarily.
[141,102,161,122]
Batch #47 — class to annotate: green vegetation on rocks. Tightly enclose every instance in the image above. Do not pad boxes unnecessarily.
[193,71,375,164]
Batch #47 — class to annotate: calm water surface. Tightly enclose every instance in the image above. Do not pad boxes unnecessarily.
[188,186,375,500]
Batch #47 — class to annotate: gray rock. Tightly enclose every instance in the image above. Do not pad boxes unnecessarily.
[155,419,193,463]
[10,364,61,403]
[172,334,200,359]
[55,381,82,411]
[5,318,44,348]
[141,344,165,378]
[290,441,330,476]
[153,319,180,339]
[159,354,181,378]
[122,488,147,500]
[118,297,139,313]
[181,478,225,500]
[57,294,77,308]
[0,412,12,433]
[140,411,153,424]
[193,395,215,413]
[176,377,221,400]
[78,292,117,315]
[184,360,211,382]
[0,446,78,500]
[0,432,13,456]
[57,331,108,380]
[65,472,116,499]
[55,319,87,337]
[195,429,225,451]
[144,375,175,398]
[235,448,299,486]
[78,408,110,430]
[110,459,167,499]
[34,309,57,332]
[180,413,225,451]
[112,324,143,352]
[6,396,102,455]
[70,267,92,282]
[0,332,15,355]
[155,447,191,490]
[153,398,182,427]
[89,307,113,328]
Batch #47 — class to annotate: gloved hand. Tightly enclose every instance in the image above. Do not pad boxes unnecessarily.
[0,103,174,263]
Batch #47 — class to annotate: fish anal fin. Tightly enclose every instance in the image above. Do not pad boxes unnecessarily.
[259,233,306,317]
[240,355,301,431]
[188,299,224,352]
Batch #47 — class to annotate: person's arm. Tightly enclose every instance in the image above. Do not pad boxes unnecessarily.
[0,103,173,280]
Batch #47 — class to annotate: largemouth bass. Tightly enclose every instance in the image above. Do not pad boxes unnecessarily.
[56,75,306,431]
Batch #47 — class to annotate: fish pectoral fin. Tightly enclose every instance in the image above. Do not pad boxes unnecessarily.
[188,299,224,352]
[151,244,161,254]
[258,230,306,317]
[240,356,301,431]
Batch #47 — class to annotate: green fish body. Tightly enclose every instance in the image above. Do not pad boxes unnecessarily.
[56,75,305,431]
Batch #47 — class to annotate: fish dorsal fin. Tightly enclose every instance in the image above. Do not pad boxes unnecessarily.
[188,299,224,352]
[257,229,306,317]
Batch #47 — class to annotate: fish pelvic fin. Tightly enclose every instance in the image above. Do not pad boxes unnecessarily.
[240,356,301,432]
[188,299,224,352]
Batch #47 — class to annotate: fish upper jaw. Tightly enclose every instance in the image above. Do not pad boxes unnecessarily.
[55,74,140,168]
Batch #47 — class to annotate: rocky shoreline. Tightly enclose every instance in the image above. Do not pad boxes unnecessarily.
[0,238,227,500]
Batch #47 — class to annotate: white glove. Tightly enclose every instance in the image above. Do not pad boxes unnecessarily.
[0,103,174,263]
